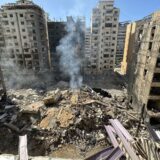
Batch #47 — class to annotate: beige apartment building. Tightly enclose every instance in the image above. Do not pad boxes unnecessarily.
[90,0,119,74]
[0,0,50,72]
[125,11,160,127]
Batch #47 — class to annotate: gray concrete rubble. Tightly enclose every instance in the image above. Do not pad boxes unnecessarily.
[0,85,149,159]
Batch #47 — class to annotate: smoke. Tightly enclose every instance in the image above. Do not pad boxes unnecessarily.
[0,39,40,89]
[56,18,85,89]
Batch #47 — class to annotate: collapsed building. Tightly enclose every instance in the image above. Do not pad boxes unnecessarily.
[121,11,160,140]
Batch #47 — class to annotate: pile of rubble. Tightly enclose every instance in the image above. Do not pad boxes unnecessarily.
[0,86,148,158]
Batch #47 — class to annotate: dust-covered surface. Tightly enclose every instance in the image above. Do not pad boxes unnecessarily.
[0,85,149,159]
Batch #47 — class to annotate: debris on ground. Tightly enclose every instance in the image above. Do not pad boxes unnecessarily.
[0,85,149,158]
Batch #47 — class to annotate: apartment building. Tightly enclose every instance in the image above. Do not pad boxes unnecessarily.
[84,28,91,74]
[115,22,129,67]
[47,21,66,72]
[0,0,50,72]
[90,0,119,74]
[127,11,160,127]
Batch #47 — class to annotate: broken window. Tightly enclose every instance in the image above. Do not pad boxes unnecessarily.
[147,100,160,112]
[152,73,160,82]
[150,87,160,96]
[143,69,147,77]
[156,58,160,68]
[148,42,152,51]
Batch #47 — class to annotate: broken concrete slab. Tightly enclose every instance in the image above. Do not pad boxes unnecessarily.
[22,101,44,114]
[43,89,62,106]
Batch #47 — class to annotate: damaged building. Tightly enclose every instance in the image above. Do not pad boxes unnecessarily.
[0,0,50,72]
[124,11,160,138]
[47,20,66,73]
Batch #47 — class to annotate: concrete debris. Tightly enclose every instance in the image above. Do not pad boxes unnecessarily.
[0,85,149,158]
[43,89,62,106]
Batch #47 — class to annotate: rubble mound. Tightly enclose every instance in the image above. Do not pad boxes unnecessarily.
[0,86,148,158]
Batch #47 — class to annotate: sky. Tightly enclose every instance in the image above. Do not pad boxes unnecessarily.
[0,0,160,26]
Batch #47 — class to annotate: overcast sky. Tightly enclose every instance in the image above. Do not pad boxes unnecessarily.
[0,0,160,26]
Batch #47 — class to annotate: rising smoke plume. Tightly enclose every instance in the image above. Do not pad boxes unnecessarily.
[0,38,40,89]
[57,17,85,89]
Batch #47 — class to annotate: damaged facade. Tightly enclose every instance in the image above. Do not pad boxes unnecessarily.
[0,0,50,72]
[47,21,66,72]
[125,11,160,130]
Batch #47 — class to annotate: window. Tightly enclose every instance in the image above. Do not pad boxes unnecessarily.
[10,14,13,17]
[20,14,23,17]
[113,31,116,34]
[30,15,34,18]
[16,49,19,52]
[22,29,25,32]
[11,22,14,25]
[3,14,7,18]
[15,42,18,46]
[114,18,117,21]
[12,29,16,32]
[24,49,29,52]
[13,36,17,39]
[148,42,152,51]
[6,29,10,33]
[32,22,35,26]
[25,54,31,58]
[104,54,109,58]
[32,29,36,33]
[33,36,37,40]
[105,23,112,27]
[24,43,28,46]
[21,21,24,25]
[3,21,9,25]
[23,36,26,39]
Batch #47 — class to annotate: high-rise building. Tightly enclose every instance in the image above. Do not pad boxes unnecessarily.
[115,22,129,67]
[90,0,119,74]
[0,0,50,72]
[84,28,91,74]
[126,11,160,127]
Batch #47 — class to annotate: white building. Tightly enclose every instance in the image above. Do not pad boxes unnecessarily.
[90,0,119,74]
[115,22,129,67]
